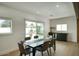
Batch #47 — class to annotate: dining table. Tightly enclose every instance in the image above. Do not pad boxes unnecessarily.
[24,38,56,56]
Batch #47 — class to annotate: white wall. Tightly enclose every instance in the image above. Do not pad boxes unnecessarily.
[50,16,77,42]
[0,5,50,55]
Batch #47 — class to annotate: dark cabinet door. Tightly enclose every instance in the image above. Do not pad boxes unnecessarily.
[57,33,67,41]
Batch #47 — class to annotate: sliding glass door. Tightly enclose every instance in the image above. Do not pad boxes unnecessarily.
[25,20,44,40]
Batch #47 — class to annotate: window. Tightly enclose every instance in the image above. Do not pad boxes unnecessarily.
[56,25,61,31]
[25,21,44,39]
[0,18,12,34]
[56,24,67,31]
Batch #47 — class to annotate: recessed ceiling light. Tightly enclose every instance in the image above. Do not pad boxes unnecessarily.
[56,5,59,8]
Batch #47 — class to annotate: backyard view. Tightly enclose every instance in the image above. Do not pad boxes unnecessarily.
[25,21,44,39]
[0,18,12,33]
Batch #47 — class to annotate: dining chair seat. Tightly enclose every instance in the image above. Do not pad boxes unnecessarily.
[36,41,50,56]
[24,48,32,55]
[18,41,32,56]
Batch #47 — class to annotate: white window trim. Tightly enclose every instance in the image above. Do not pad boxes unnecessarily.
[0,17,12,34]
[56,24,67,32]
[24,19,45,38]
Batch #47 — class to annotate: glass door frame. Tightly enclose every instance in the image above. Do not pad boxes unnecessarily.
[24,19,45,39]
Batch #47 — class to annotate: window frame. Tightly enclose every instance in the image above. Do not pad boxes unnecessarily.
[0,17,12,34]
[56,24,67,32]
[24,19,45,39]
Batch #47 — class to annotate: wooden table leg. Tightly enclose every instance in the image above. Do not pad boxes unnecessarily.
[53,40,56,52]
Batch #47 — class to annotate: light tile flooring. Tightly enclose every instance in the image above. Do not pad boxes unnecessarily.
[3,41,79,56]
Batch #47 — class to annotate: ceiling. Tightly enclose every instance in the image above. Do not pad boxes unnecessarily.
[0,2,76,19]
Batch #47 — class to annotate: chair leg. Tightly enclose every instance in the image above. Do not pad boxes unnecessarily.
[49,47,51,56]
[53,40,56,52]
[20,53,22,56]
[24,53,26,56]
[29,53,30,56]
[41,51,43,56]
[47,49,49,56]
[52,46,55,52]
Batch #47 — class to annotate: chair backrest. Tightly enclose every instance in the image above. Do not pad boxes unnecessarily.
[25,37,31,41]
[49,39,54,46]
[42,41,49,51]
[18,41,25,54]
[34,36,38,39]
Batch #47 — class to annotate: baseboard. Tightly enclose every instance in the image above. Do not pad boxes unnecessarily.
[67,40,77,43]
[0,48,19,56]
